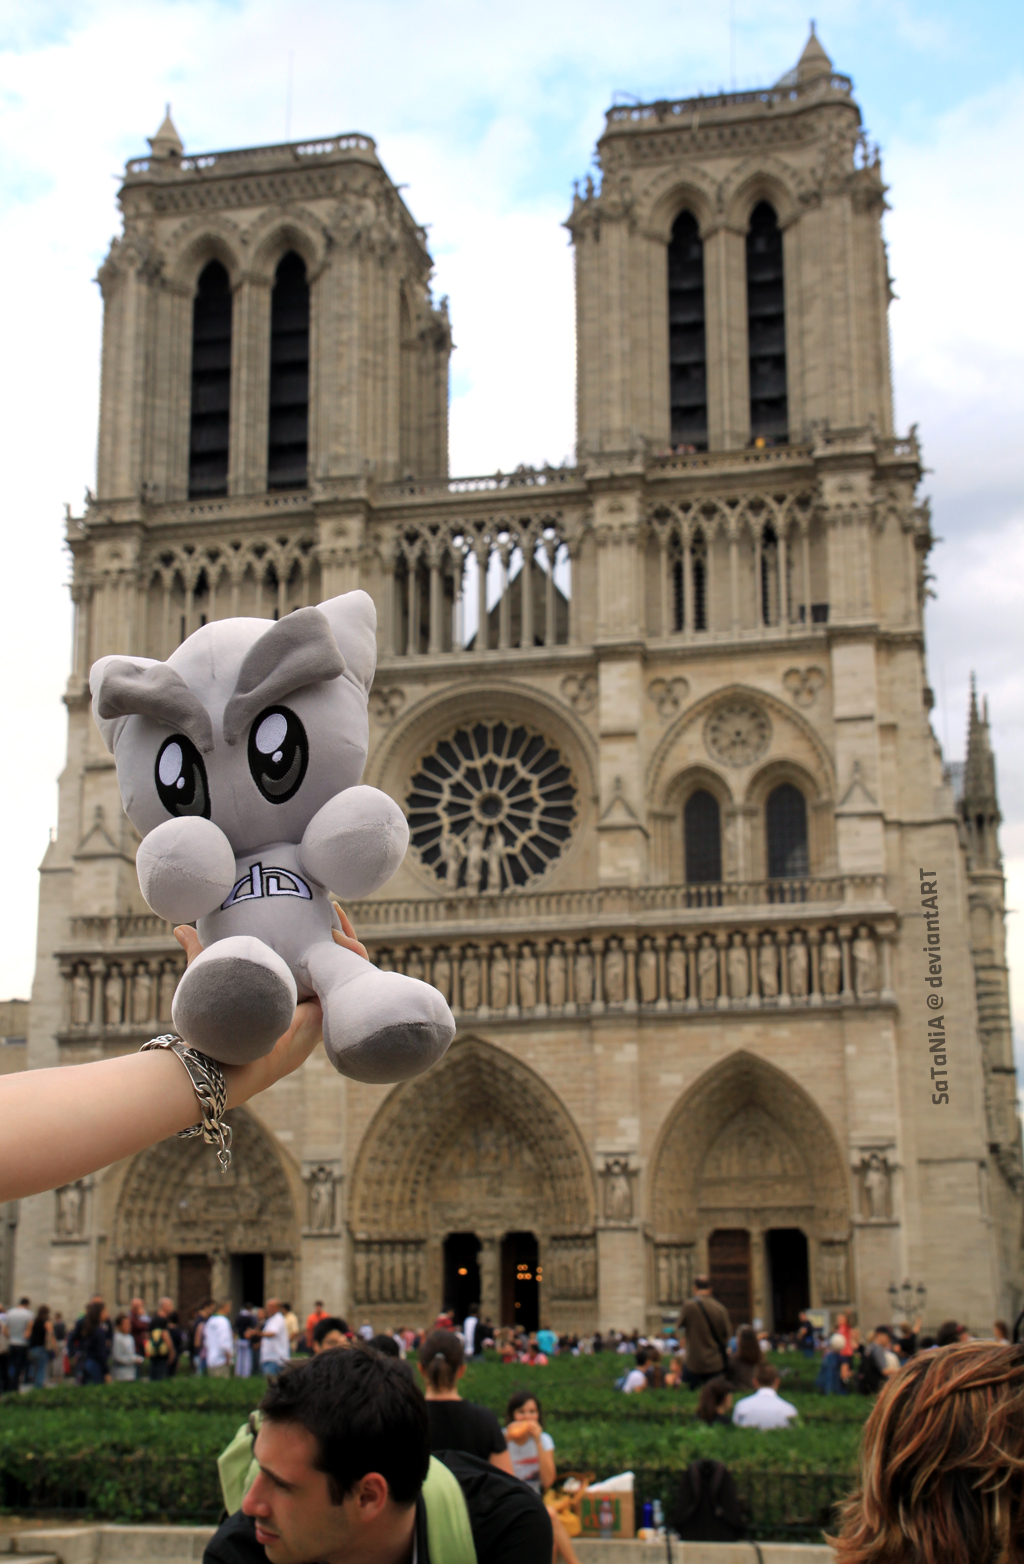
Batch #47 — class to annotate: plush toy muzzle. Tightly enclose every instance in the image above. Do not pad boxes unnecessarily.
[90,590,455,1083]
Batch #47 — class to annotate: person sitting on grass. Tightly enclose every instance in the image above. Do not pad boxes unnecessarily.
[832,1341,1024,1564]
[695,1377,734,1427]
[729,1325,763,1389]
[206,1347,551,1564]
[731,1362,797,1429]
[621,1347,649,1392]
[417,1330,514,1472]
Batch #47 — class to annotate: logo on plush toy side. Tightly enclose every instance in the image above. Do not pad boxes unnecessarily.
[221,864,313,908]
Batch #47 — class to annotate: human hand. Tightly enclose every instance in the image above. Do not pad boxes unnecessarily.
[172,908,369,1106]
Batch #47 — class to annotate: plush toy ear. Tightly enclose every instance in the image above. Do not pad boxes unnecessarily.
[90,656,215,754]
[222,606,346,744]
[315,590,378,695]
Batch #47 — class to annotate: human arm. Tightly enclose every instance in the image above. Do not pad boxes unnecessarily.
[0,912,366,1203]
[489,1450,516,1475]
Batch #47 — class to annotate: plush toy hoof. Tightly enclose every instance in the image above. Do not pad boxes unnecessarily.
[322,972,455,1084]
[172,936,297,1066]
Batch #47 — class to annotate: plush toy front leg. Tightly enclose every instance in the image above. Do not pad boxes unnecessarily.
[172,937,297,1067]
[304,942,454,1084]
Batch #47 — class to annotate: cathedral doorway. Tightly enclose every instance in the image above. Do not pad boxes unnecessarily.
[178,1254,213,1318]
[501,1232,540,1330]
[443,1233,481,1324]
[708,1229,751,1327]
[766,1228,810,1332]
[647,1051,851,1328]
[348,1038,597,1331]
[111,1108,300,1314]
[231,1253,265,1311]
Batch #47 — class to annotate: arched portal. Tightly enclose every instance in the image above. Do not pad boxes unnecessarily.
[648,1052,850,1330]
[112,1108,300,1314]
[348,1037,597,1331]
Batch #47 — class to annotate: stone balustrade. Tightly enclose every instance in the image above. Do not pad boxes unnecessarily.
[367,914,895,1017]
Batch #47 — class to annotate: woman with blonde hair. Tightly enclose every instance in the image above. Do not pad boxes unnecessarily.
[833,1341,1024,1563]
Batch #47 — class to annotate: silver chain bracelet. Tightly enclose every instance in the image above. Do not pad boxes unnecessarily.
[141,1034,233,1172]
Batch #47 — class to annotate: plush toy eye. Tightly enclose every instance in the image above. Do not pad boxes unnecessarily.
[155,735,211,819]
[248,705,308,804]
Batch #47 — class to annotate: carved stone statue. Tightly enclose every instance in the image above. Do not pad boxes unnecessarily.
[518,945,537,1009]
[440,830,464,888]
[56,1180,84,1237]
[820,929,842,998]
[853,926,879,998]
[405,949,425,983]
[819,1242,849,1303]
[71,966,92,1026]
[727,934,749,1000]
[604,1158,633,1221]
[858,1151,891,1220]
[667,939,687,1003]
[431,951,452,1004]
[788,934,809,999]
[158,963,177,1021]
[638,940,658,1004]
[604,943,625,1004]
[758,935,779,999]
[131,964,153,1025]
[485,832,503,895]
[490,947,510,1009]
[697,936,718,1004]
[574,944,594,1006]
[465,822,485,893]
[547,944,566,1007]
[104,966,124,1026]
[460,950,481,1011]
[308,1166,335,1231]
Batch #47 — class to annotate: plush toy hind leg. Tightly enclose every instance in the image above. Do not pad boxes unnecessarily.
[303,941,454,1084]
[172,936,297,1066]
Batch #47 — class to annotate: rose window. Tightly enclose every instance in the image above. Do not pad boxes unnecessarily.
[406,721,577,892]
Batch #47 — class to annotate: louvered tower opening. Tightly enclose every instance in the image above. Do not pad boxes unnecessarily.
[188,261,232,498]
[268,251,310,490]
[668,211,708,450]
[746,202,788,444]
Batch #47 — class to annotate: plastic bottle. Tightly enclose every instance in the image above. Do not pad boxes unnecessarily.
[641,1501,654,1530]
[599,1498,614,1539]
[652,1498,664,1534]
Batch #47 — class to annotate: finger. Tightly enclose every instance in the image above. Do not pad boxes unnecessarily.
[335,904,357,941]
[173,925,203,966]
[332,927,369,962]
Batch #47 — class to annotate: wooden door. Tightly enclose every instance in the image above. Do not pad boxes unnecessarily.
[708,1229,751,1327]
[177,1253,213,1320]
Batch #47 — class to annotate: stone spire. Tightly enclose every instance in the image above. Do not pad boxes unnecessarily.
[962,676,1001,870]
[796,23,833,84]
[148,106,183,162]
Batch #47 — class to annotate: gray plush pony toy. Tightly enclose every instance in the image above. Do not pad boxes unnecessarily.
[90,589,454,1083]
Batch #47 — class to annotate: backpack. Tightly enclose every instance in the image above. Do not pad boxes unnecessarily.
[853,1350,883,1396]
[671,1459,746,1542]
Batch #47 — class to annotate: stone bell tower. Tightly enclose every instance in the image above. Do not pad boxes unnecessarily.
[569,25,892,456]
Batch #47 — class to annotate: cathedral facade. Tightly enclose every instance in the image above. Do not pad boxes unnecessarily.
[13,30,1023,1334]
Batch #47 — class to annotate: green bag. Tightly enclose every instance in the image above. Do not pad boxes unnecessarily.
[217,1414,476,1564]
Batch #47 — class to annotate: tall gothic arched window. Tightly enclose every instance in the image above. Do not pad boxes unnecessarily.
[766,783,808,878]
[268,251,310,489]
[188,261,232,498]
[746,202,788,445]
[685,789,722,883]
[668,211,707,450]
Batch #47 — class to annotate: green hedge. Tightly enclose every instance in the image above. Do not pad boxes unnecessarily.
[0,1351,864,1535]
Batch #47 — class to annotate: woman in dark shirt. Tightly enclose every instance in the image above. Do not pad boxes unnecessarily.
[81,1300,111,1384]
[417,1330,514,1473]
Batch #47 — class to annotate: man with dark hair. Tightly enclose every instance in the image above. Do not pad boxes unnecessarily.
[206,1347,551,1564]
[311,1317,350,1352]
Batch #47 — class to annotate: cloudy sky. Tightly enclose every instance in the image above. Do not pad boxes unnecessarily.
[1,0,1022,1060]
